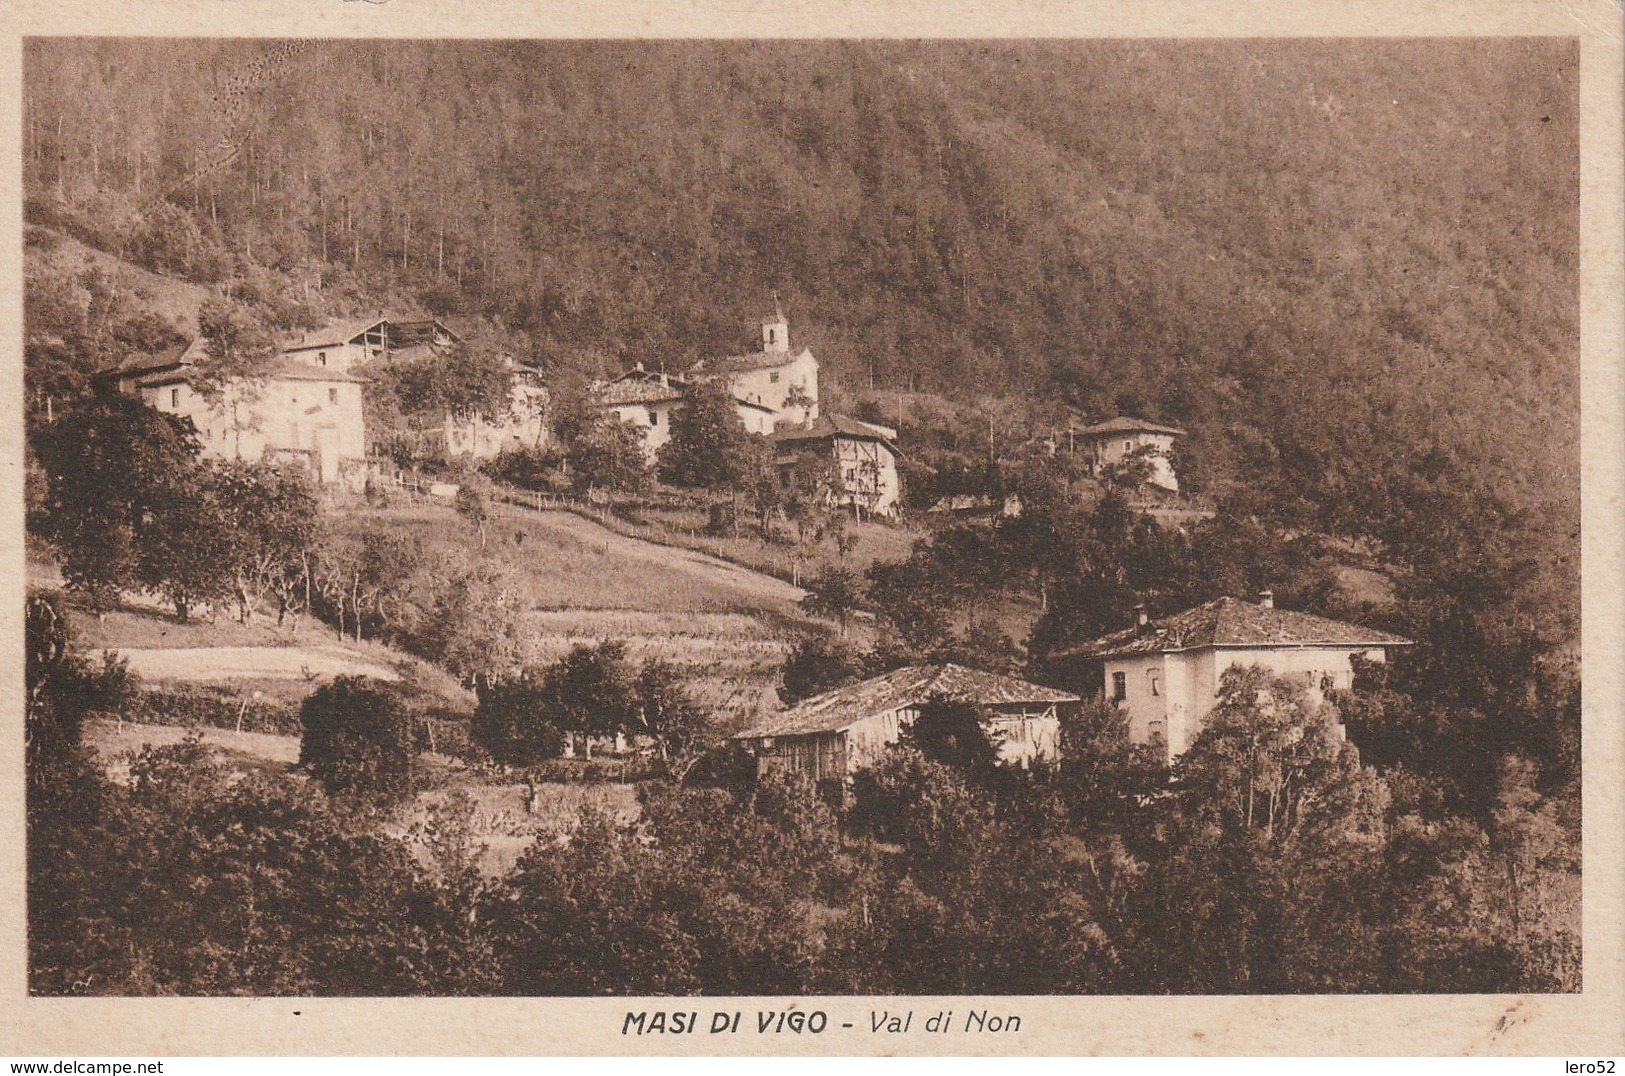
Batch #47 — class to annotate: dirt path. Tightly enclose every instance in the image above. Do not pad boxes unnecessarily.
[104,644,401,682]
[518,508,807,607]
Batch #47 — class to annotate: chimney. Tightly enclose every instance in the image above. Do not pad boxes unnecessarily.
[1258,588,1274,609]
[1133,603,1149,628]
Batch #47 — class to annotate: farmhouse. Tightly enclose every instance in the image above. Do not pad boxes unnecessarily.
[775,414,902,518]
[280,314,461,373]
[687,304,819,426]
[1069,417,1186,493]
[1067,591,1411,764]
[733,663,1081,784]
[108,339,368,488]
[592,365,778,466]
[430,359,550,460]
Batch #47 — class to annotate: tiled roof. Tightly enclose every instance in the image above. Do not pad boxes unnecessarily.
[593,378,684,407]
[691,347,811,376]
[1071,597,1411,659]
[1074,416,1186,438]
[282,315,460,352]
[774,413,898,449]
[130,354,365,388]
[735,663,1079,739]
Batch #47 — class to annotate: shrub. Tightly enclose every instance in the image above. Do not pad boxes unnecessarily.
[299,676,415,799]
[471,674,568,767]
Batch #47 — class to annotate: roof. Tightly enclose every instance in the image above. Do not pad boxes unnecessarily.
[282,315,460,352]
[691,347,812,376]
[1074,416,1187,438]
[774,413,899,451]
[131,355,366,389]
[736,663,1080,739]
[1070,597,1412,659]
[593,378,685,407]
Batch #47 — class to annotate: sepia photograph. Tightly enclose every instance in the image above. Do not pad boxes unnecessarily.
[16,31,1592,1012]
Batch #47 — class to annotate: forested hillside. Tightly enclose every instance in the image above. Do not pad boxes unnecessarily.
[23,38,1578,638]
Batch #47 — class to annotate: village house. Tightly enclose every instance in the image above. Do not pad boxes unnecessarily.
[733,663,1081,785]
[430,359,550,460]
[591,365,778,466]
[1068,416,1186,493]
[279,314,461,373]
[107,338,368,488]
[1067,591,1412,764]
[774,414,902,518]
[687,303,819,425]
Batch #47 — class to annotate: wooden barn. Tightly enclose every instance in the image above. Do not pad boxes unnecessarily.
[733,663,1080,783]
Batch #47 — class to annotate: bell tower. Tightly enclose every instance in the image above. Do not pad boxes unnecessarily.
[761,295,790,354]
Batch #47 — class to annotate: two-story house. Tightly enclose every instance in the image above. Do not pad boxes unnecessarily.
[1067,591,1411,764]
[107,338,368,488]
[1070,417,1186,493]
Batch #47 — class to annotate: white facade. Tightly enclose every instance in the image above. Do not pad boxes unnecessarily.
[1104,644,1391,763]
[139,365,368,487]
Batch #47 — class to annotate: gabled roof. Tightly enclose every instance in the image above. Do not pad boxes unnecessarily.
[736,663,1079,739]
[691,347,813,376]
[282,315,461,352]
[774,413,898,452]
[133,360,368,390]
[1071,597,1411,659]
[1074,416,1186,438]
[593,377,685,407]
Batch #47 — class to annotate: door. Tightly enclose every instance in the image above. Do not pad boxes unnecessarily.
[315,426,339,485]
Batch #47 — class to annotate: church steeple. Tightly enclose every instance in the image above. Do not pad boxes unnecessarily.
[761,294,790,354]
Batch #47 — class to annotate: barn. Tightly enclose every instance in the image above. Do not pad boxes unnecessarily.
[733,663,1080,783]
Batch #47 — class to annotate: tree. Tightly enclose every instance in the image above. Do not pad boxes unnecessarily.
[532,641,641,758]
[900,694,1002,779]
[657,379,758,489]
[375,341,514,423]
[472,670,568,766]
[299,676,415,800]
[138,467,236,619]
[411,556,522,685]
[570,416,650,495]
[193,296,277,458]
[800,564,863,632]
[779,634,866,705]
[33,392,201,614]
[454,477,491,548]
[208,460,320,624]
[633,659,711,764]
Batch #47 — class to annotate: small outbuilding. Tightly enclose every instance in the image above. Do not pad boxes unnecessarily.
[733,663,1081,783]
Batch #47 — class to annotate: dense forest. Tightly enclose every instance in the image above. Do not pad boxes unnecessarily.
[24,40,1578,580]
[22,38,1585,997]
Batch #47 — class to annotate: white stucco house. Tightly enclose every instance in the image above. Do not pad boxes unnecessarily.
[431,360,550,461]
[591,365,778,466]
[1069,591,1411,764]
[688,304,819,426]
[1071,416,1186,493]
[107,339,369,488]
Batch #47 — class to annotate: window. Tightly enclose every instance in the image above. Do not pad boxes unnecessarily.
[1111,671,1127,702]
[328,388,339,405]
[1124,439,1133,452]
[170,388,180,408]
[650,410,660,426]
[1148,669,1161,697]
[770,371,780,383]
[318,351,328,367]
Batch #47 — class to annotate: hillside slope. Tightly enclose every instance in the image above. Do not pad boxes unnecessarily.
[23,38,1579,641]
